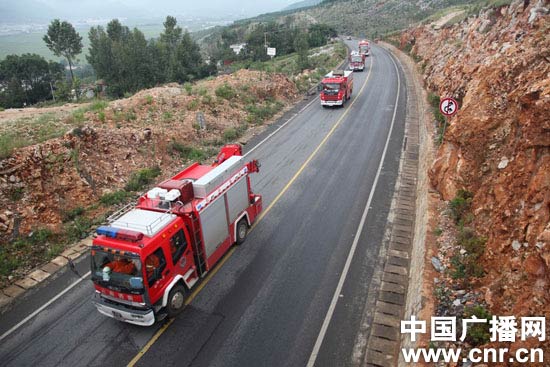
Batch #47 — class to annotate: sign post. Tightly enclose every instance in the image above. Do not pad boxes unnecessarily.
[439,97,458,144]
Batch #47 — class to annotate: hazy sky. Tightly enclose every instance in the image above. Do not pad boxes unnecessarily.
[0,0,302,22]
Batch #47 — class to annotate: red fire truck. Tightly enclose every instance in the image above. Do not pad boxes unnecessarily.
[359,39,370,56]
[91,144,262,326]
[348,50,365,71]
[320,70,354,107]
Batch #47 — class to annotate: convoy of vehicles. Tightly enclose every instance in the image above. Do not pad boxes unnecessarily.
[91,144,262,326]
[319,70,354,107]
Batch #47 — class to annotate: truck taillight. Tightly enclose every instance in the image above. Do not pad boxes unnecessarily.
[96,226,144,242]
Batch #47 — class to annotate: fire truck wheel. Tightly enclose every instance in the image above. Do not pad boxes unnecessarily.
[236,219,248,245]
[167,285,187,317]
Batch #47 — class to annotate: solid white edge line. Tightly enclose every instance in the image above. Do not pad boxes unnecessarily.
[306,48,402,367]
[0,270,91,342]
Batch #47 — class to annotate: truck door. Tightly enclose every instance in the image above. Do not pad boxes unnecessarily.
[169,229,191,273]
[144,247,169,305]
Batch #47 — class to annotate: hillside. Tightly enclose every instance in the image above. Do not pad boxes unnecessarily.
[0,70,296,283]
[297,0,486,36]
[397,0,549,360]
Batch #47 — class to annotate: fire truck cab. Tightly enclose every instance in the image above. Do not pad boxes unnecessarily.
[91,145,262,326]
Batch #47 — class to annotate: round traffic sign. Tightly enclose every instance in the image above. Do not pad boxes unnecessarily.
[439,97,458,117]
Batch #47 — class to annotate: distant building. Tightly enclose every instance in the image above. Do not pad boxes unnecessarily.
[229,43,247,55]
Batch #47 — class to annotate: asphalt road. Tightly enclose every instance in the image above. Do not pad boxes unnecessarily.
[0,40,407,367]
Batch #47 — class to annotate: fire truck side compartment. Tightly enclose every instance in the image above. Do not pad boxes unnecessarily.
[193,155,244,198]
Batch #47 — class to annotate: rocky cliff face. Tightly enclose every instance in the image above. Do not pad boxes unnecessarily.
[403,0,549,323]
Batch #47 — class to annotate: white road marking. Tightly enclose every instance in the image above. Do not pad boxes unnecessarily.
[306,47,402,367]
[0,271,91,342]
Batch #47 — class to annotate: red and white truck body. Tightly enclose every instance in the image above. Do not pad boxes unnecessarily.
[348,50,365,71]
[358,39,370,56]
[91,145,262,326]
[320,70,354,107]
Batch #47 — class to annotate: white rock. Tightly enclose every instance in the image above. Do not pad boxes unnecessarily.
[498,157,509,169]
[453,299,462,307]
[512,240,521,251]
[536,242,545,250]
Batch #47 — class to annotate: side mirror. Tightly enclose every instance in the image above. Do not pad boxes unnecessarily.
[317,84,323,92]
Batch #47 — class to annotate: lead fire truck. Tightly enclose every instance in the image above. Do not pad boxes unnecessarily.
[91,144,262,326]
[348,50,365,71]
[320,70,354,107]
[358,39,370,56]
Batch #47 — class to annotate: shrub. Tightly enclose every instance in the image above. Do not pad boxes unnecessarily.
[183,82,193,95]
[215,83,237,100]
[463,305,491,346]
[168,141,207,161]
[88,100,108,112]
[124,167,161,192]
[223,128,238,141]
[162,111,173,122]
[65,216,92,242]
[187,99,199,111]
[246,100,284,125]
[144,95,153,104]
[63,206,85,222]
[98,111,106,123]
[100,190,132,206]
[450,189,473,224]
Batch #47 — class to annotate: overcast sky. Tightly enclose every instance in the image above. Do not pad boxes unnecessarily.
[0,0,301,22]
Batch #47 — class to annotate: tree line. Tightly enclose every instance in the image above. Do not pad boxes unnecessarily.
[212,22,336,69]
[0,16,211,108]
[1,16,336,108]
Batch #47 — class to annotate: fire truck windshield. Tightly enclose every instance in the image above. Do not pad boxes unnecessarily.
[351,56,363,63]
[323,83,340,93]
[91,250,143,291]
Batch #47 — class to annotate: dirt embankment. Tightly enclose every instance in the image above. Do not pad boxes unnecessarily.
[0,70,297,278]
[400,0,549,361]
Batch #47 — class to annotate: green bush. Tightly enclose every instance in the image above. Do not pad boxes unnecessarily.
[63,206,85,222]
[124,167,162,192]
[463,305,492,346]
[187,99,199,111]
[223,128,238,141]
[28,227,54,245]
[215,83,237,100]
[72,110,86,124]
[162,111,173,122]
[450,189,473,224]
[183,82,193,95]
[98,111,106,123]
[145,95,153,104]
[125,111,137,121]
[65,216,92,242]
[100,190,132,206]
[168,141,208,161]
[88,100,108,112]
[246,100,284,125]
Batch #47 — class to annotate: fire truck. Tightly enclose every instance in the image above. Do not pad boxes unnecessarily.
[359,39,370,56]
[319,70,354,107]
[91,144,262,326]
[348,50,365,71]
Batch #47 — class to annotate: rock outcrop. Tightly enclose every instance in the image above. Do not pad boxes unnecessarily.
[404,0,549,328]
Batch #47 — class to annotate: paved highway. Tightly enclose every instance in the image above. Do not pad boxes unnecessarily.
[0,40,407,367]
